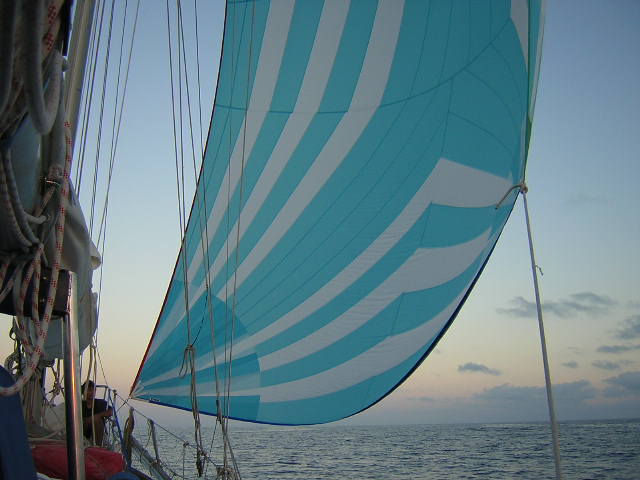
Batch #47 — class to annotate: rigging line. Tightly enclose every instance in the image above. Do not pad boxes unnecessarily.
[177,0,187,240]
[175,3,209,472]
[166,0,193,368]
[168,1,206,470]
[88,0,115,237]
[222,0,243,423]
[75,0,105,195]
[176,0,208,348]
[165,0,194,358]
[102,0,129,230]
[94,343,110,392]
[222,0,238,377]
[521,185,562,480]
[93,0,131,326]
[525,0,534,159]
[193,0,204,158]
[1,119,72,397]
[178,4,232,471]
[165,0,185,257]
[216,3,239,473]
[74,0,102,192]
[227,0,257,419]
[97,0,141,247]
[176,0,221,394]
[224,3,240,404]
[220,0,240,407]
[116,394,223,469]
[176,0,194,353]
[203,419,221,479]
[166,0,191,380]
[110,0,141,160]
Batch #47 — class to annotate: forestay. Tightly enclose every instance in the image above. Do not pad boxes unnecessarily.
[131,0,544,425]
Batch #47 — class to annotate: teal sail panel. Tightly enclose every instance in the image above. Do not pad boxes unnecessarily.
[131,0,545,425]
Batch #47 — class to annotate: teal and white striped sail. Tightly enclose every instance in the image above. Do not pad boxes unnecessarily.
[131,0,544,425]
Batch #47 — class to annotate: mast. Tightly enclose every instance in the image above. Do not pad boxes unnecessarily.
[63,274,86,480]
[62,1,97,479]
[65,0,97,147]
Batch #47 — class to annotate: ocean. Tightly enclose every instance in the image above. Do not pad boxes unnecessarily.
[130,419,639,479]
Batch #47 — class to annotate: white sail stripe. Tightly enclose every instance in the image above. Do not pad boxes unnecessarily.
[260,228,491,370]
[145,292,187,359]
[141,158,513,388]
[136,348,218,391]
[140,286,471,402]
[147,1,296,356]
[217,0,405,299]
[141,205,498,391]
[255,289,467,402]
[232,159,513,357]
[188,0,294,285]
[142,161,511,390]
[204,0,351,298]
[134,366,261,398]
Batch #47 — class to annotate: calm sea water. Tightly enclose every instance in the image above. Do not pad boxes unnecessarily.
[130,419,639,479]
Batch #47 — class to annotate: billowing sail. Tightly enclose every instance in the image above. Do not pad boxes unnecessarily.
[131,0,544,425]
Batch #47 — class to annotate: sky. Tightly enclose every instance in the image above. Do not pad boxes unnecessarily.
[2,0,639,429]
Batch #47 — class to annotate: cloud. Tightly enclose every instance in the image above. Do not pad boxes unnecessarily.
[475,384,545,403]
[562,361,578,369]
[457,362,501,376]
[409,396,435,403]
[597,344,640,354]
[348,379,638,425]
[497,292,616,319]
[497,297,537,318]
[592,360,622,371]
[474,380,597,404]
[564,193,608,207]
[553,380,599,402]
[570,292,616,307]
[615,315,640,340]
[603,371,640,398]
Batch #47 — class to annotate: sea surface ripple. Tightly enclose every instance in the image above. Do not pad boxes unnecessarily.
[132,419,639,479]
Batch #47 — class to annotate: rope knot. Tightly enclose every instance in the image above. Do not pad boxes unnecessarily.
[495,181,528,209]
[179,344,196,378]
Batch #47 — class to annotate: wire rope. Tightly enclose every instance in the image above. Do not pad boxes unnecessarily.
[116,393,224,475]
[166,1,210,475]
[178,5,227,475]
[75,0,105,194]
[193,0,205,159]
[93,0,140,335]
[174,2,237,475]
[96,0,140,247]
[88,0,115,237]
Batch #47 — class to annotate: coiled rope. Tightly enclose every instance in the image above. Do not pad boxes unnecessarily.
[0,0,70,397]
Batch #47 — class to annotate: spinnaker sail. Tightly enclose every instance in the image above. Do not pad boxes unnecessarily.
[131,0,544,425]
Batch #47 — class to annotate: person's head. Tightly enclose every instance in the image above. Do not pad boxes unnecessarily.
[82,380,96,400]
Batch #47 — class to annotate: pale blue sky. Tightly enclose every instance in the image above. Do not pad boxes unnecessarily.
[2,0,639,427]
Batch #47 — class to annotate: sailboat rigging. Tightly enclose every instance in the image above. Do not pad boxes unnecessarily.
[0,0,554,478]
[131,0,545,426]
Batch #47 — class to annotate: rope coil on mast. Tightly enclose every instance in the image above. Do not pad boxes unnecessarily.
[0,0,71,397]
